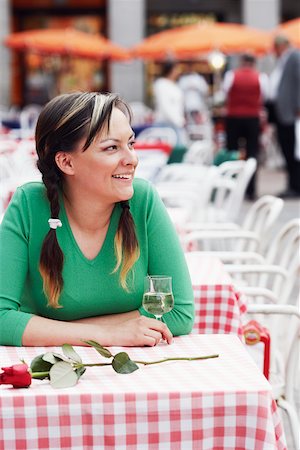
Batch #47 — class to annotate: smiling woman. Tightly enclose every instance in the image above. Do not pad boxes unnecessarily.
[0,92,195,348]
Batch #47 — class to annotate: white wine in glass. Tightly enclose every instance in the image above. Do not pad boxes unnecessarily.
[142,275,174,321]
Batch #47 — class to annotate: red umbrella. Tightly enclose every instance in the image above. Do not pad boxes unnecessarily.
[4,28,130,61]
[131,22,271,60]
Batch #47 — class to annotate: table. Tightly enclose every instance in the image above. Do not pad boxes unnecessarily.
[188,253,247,338]
[0,334,286,449]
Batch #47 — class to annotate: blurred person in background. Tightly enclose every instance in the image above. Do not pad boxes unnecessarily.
[152,61,187,146]
[223,53,269,200]
[178,61,210,126]
[267,35,300,198]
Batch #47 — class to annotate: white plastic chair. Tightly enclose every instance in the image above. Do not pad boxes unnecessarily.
[225,219,300,305]
[154,164,219,226]
[137,126,178,147]
[134,148,169,181]
[178,158,257,225]
[183,195,284,253]
[206,158,257,223]
[242,294,300,450]
[183,139,214,165]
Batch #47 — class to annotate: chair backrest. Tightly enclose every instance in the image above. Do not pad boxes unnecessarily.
[264,218,300,303]
[245,299,300,416]
[245,298,300,426]
[205,158,257,222]
[183,140,214,165]
[230,219,300,305]
[239,195,284,252]
[155,164,219,223]
[137,126,178,147]
[155,162,208,184]
[220,158,257,221]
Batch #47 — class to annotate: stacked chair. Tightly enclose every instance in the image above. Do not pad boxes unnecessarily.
[184,215,300,449]
[243,295,299,450]
[154,158,257,228]
[181,194,284,254]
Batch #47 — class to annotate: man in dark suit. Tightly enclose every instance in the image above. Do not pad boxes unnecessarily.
[269,35,300,198]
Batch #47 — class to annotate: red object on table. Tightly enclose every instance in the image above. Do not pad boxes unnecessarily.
[134,140,173,155]
[243,319,271,380]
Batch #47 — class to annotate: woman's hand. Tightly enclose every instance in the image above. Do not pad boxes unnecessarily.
[97,315,173,347]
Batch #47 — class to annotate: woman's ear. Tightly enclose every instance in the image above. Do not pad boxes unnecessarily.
[55,152,75,175]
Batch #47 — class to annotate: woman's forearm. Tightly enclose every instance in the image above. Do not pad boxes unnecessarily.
[21,311,172,347]
[22,315,108,347]
[74,310,140,326]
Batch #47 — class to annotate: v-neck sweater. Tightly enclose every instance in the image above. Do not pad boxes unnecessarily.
[0,178,194,346]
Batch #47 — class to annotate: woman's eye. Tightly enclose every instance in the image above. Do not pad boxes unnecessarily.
[128,140,136,149]
[105,145,118,151]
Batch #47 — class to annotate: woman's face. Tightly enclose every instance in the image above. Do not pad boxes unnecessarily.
[66,106,138,205]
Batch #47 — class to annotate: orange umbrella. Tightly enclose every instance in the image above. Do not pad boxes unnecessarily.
[274,18,300,48]
[4,28,130,61]
[131,22,271,60]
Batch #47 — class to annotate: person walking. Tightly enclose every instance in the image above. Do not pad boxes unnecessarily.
[223,53,269,200]
[267,35,300,198]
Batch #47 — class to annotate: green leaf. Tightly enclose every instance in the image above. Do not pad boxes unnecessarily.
[49,361,78,388]
[62,344,82,363]
[112,352,139,374]
[82,340,113,358]
[75,367,86,379]
[42,352,63,364]
[30,354,52,379]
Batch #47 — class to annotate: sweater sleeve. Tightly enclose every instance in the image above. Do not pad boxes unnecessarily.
[0,188,34,346]
[138,183,195,335]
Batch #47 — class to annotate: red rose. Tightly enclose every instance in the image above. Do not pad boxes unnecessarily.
[0,363,32,388]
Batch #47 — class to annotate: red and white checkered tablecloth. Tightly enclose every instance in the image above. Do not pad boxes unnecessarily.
[192,284,246,338]
[0,335,286,450]
[189,253,247,338]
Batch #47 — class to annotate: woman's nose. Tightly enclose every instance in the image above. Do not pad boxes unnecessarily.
[122,147,138,166]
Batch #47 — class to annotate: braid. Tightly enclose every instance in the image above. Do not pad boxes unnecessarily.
[113,201,140,290]
[38,158,64,308]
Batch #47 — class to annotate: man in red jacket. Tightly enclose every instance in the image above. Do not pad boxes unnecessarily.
[223,54,268,200]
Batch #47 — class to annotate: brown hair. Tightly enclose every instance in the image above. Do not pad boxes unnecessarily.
[36,92,139,307]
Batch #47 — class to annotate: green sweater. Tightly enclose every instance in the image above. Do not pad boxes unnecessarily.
[0,178,194,346]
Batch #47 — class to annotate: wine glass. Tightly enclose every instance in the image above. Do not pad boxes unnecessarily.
[142,275,174,321]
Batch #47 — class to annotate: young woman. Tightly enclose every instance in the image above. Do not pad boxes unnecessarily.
[0,92,194,347]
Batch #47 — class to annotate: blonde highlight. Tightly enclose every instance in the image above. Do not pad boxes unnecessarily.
[39,264,62,309]
[112,203,140,290]
[113,229,140,290]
